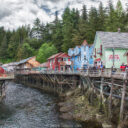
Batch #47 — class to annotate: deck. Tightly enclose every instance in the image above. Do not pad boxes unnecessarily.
[0,73,14,81]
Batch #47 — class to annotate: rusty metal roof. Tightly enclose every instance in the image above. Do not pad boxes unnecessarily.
[28,57,40,67]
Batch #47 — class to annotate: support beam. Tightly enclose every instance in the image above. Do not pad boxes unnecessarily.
[109,76,114,119]
[119,79,127,121]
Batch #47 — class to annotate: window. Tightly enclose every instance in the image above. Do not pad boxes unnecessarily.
[58,59,61,62]
[77,56,79,61]
[84,56,86,60]
[78,55,81,61]
[63,58,68,61]
[84,46,86,51]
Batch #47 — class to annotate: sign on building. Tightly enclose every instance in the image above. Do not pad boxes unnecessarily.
[108,55,120,61]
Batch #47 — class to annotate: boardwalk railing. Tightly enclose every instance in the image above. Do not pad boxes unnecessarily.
[0,72,14,80]
[15,68,128,80]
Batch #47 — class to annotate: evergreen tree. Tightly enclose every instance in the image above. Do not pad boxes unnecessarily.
[97,2,106,31]
[87,7,99,43]
[52,21,63,52]
[31,18,42,39]
[116,0,123,17]
[82,5,88,21]
[62,7,74,52]
[0,35,8,59]
[42,23,53,43]
[105,0,122,31]
[0,27,5,46]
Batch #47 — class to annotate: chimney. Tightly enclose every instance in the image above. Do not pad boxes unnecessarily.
[118,28,121,33]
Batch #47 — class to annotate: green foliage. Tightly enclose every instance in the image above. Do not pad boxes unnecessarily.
[62,7,74,52]
[36,43,57,63]
[116,0,123,17]
[82,5,87,21]
[52,21,63,52]
[17,43,35,60]
[0,35,8,59]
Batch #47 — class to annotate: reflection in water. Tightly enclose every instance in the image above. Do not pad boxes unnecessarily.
[0,82,81,128]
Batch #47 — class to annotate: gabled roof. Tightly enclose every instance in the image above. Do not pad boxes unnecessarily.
[2,62,18,67]
[17,57,33,65]
[48,53,62,60]
[57,53,70,58]
[96,31,128,49]
[28,58,40,67]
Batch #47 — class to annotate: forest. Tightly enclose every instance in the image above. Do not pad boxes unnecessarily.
[0,0,128,63]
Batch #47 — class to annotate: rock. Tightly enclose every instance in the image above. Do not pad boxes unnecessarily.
[60,113,73,120]
[102,123,112,128]
[59,93,66,97]
[58,102,65,107]
[60,104,74,112]
[96,114,103,120]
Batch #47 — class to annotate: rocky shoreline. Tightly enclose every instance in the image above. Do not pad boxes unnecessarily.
[57,88,113,128]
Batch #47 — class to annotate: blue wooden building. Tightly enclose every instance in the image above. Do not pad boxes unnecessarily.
[68,40,93,71]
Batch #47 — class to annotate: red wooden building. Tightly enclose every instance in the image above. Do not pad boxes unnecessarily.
[48,53,71,71]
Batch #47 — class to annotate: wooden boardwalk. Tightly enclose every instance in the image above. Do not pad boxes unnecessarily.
[15,68,128,126]
[0,74,14,81]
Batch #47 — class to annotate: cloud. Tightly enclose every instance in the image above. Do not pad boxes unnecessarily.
[0,0,127,30]
[0,0,54,30]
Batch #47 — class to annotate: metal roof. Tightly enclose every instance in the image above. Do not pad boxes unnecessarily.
[48,53,62,60]
[16,57,33,65]
[57,53,70,58]
[96,31,128,49]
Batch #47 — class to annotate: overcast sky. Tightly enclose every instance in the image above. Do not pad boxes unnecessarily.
[0,0,127,30]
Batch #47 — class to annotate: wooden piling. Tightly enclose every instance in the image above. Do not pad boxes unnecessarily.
[118,71,127,128]
[119,79,127,121]
[99,76,104,113]
[109,70,114,119]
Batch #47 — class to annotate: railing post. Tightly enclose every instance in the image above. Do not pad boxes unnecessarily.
[87,68,89,76]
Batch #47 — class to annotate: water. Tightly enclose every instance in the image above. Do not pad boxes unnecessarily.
[0,82,81,128]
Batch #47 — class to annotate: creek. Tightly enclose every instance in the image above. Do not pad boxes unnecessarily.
[0,82,81,128]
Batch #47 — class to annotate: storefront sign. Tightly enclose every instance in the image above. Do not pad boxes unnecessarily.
[108,55,120,61]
